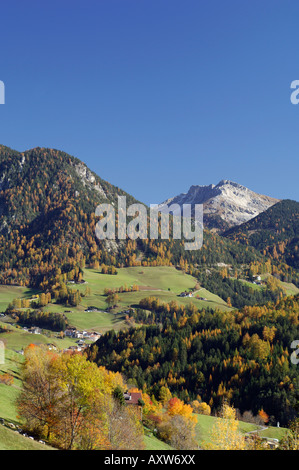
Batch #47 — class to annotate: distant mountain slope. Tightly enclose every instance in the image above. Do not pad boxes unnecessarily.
[0,145,278,288]
[158,180,279,231]
[0,145,141,286]
[0,145,138,225]
[224,199,299,269]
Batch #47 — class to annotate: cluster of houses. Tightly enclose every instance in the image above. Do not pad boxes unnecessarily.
[251,275,262,285]
[63,328,101,353]
[20,324,101,353]
[179,291,209,301]
[23,326,42,334]
[21,325,101,344]
[64,327,101,341]
[64,342,86,353]
[179,291,193,298]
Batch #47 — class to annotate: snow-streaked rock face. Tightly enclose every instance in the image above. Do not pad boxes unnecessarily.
[158,180,280,229]
[73,162,107,198]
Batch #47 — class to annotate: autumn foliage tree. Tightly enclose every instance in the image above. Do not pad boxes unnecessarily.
[258,409,269,425]
[205,403,245,450]
[17,345,144,450]
[166,397,195,422]
[154,397,197,450]
[16,344,62,440]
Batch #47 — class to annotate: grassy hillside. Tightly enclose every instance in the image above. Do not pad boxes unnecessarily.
[0,285,38,313]
[1,266,230,335]
[236,274,299,296]
[50,266,230,334]
[0,424,54,450]
[144,432,173,450]
[194,413,288,448]
[73,266,231,312]
[0,339,56,450]
[0,337,289,450]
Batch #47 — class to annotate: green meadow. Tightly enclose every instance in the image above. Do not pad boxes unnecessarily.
[194,413,288,449]
[0,285,39,313]
[22,266,231,334]
[1,266,231,335]
[0,424,54,450]
[73,266,231,305]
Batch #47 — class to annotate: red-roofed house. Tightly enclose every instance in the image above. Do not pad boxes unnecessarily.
[123,391,143,419]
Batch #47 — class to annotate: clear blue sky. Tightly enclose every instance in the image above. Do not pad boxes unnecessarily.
[0,0,298,204]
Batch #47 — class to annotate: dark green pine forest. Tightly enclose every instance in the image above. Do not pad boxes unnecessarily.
[89,294,299,425]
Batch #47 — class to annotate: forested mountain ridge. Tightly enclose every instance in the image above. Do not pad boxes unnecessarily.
[0,145,298,300]
[0,145,269,289]
[224,199,299,269]
[0,145,138,225]
[0,146,141,287]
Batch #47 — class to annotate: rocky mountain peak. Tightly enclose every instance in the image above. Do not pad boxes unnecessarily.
[158,180,280,231]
